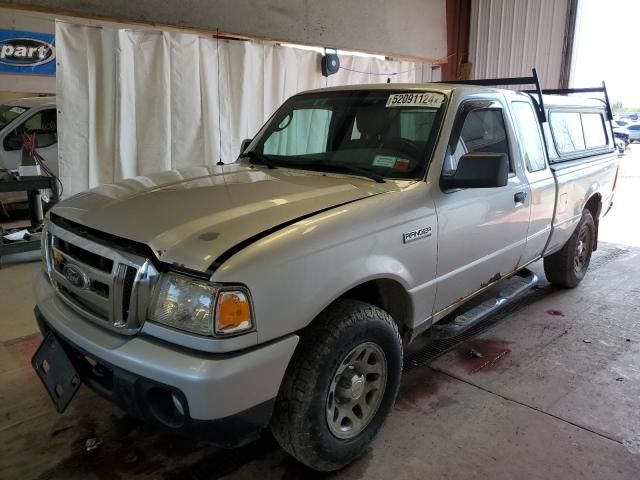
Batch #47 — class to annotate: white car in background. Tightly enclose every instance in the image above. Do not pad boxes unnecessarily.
[0,97,58,206]
[626,123,640,143]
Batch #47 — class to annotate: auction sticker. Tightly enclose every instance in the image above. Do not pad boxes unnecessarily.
[372,155,397,167]
[386,92,444,108]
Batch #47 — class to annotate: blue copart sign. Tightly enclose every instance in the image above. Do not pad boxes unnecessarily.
[0,29,56,76]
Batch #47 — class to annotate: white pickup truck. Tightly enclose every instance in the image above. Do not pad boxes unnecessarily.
[32,72,618,471]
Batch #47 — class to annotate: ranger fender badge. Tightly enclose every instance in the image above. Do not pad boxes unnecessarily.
[403,226,432,243]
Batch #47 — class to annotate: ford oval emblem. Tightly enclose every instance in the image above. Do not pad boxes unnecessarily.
[62,264,89,289]
[0,38,56,67]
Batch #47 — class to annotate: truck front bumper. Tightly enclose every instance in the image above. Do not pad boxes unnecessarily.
[34,271,299,446]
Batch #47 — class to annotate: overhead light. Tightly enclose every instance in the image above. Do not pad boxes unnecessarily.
[280,43,324,53]
[338,49,386,60]
[280,42,385,60]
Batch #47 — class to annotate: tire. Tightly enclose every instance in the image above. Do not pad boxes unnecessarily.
[544,210,595,288]
[270,299,402,471]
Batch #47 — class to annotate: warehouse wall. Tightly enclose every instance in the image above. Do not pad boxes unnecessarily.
[2,0,447,61]
[468,0,570,88]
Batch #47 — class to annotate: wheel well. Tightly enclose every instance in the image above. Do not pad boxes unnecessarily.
[584,194,602,251]
[584,194,601,220]
[337,279,413,337]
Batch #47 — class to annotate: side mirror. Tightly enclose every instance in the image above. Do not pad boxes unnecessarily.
[239,138,252,156]
[442,152,509,189]
[3,133,22,151]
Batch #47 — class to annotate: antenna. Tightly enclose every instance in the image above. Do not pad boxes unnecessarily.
[216,30,224,166]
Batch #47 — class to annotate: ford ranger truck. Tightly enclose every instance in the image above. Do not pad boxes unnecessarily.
[32,73,618,471]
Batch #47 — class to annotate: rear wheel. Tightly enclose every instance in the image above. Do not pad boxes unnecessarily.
[544,210,595,288]
[270,299,402,471]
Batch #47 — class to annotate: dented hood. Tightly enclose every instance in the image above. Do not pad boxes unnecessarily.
[51,164,399,272]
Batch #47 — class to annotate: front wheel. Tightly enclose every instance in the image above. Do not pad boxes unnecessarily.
[270,299,402,471]
[544,210,595,288]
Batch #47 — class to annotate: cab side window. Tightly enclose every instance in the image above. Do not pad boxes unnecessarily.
[512,101,547,172]
[444,106,511,175]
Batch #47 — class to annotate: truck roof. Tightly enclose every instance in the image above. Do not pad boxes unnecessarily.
[302,82,499,96]
[300,83,608,110]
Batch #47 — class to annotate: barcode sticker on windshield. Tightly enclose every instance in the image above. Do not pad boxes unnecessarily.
[9,107,26,115]
[372,155,397,167]
[386,92,444,108]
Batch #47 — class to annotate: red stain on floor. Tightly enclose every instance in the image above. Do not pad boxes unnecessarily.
[457,338,512,374]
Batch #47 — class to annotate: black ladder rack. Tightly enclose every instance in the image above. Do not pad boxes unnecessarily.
[522,83,614,121]
[438,68,547,123]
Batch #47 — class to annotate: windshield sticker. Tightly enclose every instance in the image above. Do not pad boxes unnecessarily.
[386,92,444,108]
[9,106,26,115]
[372,155,397,168]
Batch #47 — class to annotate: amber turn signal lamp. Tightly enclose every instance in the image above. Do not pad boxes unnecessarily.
[215,291,252,335]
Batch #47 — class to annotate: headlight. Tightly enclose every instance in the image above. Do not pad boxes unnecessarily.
[149,272,253,336]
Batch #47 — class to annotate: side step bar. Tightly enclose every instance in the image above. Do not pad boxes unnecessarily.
[430,269,539,340]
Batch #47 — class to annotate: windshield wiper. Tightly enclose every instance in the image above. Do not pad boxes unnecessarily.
[311,160,385,183]
[238,150,278,169]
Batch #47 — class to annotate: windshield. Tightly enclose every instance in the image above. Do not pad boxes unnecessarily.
[0,105,28,129]
[245,90,446,180]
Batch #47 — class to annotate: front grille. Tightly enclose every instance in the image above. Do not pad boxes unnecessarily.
[54,236,114,272]
[45,219,158,335]
[59,285,110,319]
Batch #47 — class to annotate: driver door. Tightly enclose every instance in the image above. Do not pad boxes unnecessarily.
[432,99,531,314]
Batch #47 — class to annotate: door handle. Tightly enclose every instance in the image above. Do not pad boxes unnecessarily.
[514,191,527,203]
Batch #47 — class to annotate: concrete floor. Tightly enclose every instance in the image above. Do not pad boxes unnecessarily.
[2,148,640,479]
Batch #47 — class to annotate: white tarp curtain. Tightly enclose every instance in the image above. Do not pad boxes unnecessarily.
[56,21,431,196]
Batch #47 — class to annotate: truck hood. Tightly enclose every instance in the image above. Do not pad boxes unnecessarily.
[52,164,402,272]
